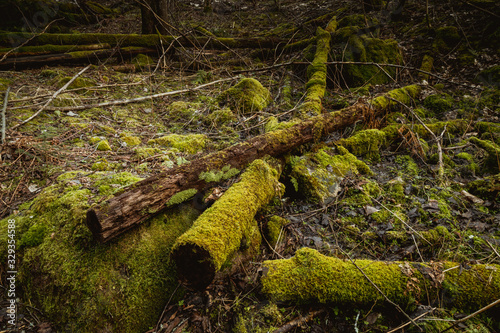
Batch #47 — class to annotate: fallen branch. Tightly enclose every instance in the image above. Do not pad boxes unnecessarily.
[261,247,500,311]
[9,65,90,131]
[272,309,325,333]
[85,85,421,243]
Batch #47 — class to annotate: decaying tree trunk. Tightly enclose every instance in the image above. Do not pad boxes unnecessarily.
[0,47,156,69]
[86,85,420,243]
[171,159,283,289]
[262,247,500,312]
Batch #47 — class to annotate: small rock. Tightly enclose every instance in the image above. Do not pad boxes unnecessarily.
[364,205,379,215]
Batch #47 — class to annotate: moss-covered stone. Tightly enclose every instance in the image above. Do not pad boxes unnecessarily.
[475,65,500,88]
[433,26,461,53]
[0,171,200,331]
[337,128,387,162]
[96,139,112,151]
[121,135,141,147]
[132,54,154,68]
[217,78,272,114]
[148,134,207,154]
[331,26,402,87]
[290,146,371,204]
[423,93,454,115]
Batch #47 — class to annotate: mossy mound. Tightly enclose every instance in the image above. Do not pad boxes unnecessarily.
[148,134,207,154]
[433,26,461,53]
[423,93,454,116]
[0,171,200,331]
[56,76,96,90]
[331,23,402,87]
[121,135,141,146]
[217,78,272,114]
[337,128,387,162]
[289,147,372,204]
[165,101,202,121]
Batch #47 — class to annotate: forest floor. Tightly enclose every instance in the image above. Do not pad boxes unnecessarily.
[0,0,499,332]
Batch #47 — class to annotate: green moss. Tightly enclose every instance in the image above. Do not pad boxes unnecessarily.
[149,134,207,154]
[456,152,479,175]
[92,160,111,171]
[0,171,198,331]
[217,78,272,114]
[132,54,154,67]
[121,135,141,147]
[423,93,454,115]
[89,136,102,144]
[264,116,300,133]
[370,85,421,110]
[166,189,198,207]
[206,107,236,125]
[199,164,240,183]
[134,147,162,159]
[266,216,289,248]
[395,155,419,178]
[337,129,386,162]
[172,159,281,287]
[469,137,500,172]
[290,147,371,204]
[96,139,112,151]
[467,174,500,200]
[57,76,96,89]
[419,55,434,80]
[433,26,461,53]
[475,65,500,88]
[166,101,202,121]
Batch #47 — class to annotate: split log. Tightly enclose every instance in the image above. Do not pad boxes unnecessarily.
[171,159,283,289]
[86,84,421,243]
[262,247,500,312]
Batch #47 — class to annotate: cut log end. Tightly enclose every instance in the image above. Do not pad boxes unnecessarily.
[86,209,104,243]
[171,244,216,290]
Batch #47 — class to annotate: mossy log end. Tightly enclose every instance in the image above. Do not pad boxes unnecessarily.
[262,248,500,312]
[86,85,421,243]
[171,159,282,289]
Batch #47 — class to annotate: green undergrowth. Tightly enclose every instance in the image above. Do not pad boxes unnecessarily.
[0,171,200,332]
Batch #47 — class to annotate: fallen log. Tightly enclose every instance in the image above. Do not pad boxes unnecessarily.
[86,84,421,243]
[262,247,500,312]
[0,46,157,70]
[171,158,283,289]
[0,32,286,51]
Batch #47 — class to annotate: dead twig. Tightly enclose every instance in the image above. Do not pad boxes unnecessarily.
[439,299,500,333]
[271,309,325,333]
[9,64,91,132]
[387,307,436,333]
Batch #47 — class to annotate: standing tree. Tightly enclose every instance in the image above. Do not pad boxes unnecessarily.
[139,0,173,34]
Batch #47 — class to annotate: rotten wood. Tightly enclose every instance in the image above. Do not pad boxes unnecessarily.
[86,85,420,243]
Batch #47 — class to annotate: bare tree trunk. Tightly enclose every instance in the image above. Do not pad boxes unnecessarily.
[140,0,172,34]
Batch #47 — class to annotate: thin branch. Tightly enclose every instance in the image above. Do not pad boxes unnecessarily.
[272,309,325,333]
[43,76,239,112]
[387,307,436,333]
[9,64,91,131]
[1,86,9,144]
[439,299,500,333]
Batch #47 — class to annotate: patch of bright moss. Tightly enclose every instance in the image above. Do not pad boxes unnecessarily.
[337,129,386,162]
[395,155,419,178]
[423,93,454,115]
[134,147,162,159]
[96,139,112,151]
[206,107,236,125]
[266,216,289,248]
[166,189,198,207]
[121,135,141,147]
[199,164,240,183]
[217,78,272,114]
[57,76,96,89]
[132,53,154,67]
[149,134,206,154]
[166,101,202,121]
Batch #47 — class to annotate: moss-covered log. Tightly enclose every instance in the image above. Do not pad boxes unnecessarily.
[86,85,421,243]
[0,47,157,70]
[262,247,500,312]
[0,32,286,51]
[171,159,283,289]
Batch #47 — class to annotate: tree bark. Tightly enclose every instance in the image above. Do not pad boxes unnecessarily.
[262,247,500,312]
[85,84,421,243]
